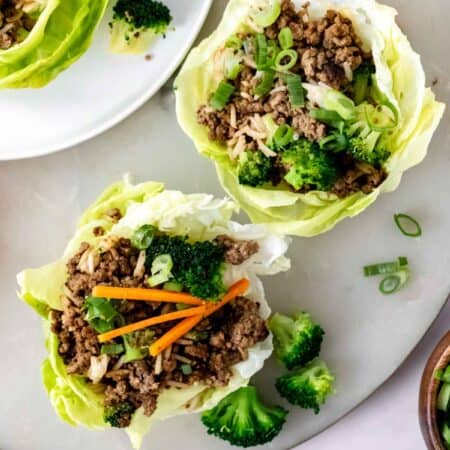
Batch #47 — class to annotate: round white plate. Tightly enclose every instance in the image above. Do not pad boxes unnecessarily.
[0,1,449,449]
[0,0,212,161]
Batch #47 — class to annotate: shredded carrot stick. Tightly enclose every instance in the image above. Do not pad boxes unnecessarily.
[149,279,250,357]
[92,285,204,306]
[97,306,208,343]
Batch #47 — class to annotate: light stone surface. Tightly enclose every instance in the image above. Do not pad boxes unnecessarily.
[0,1,449,449]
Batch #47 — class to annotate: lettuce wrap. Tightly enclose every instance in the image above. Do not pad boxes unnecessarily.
[175,0,445,237]
[17,177,291,449]
[0,0,107,88]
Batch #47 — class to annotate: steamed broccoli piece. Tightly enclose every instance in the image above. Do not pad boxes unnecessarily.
[104,402,136,428]
[269,312,324,370]
[281,139,337,192]
[237,150,273,187]
[349,135,390,168]
[276,359,335,414]
[109,0,172,54]
[201,386,288,447]
[146,235,226,299]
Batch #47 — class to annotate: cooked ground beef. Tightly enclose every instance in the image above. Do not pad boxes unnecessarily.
[51,234,268,426]
[215,235,259,265]
[196,0,383,197]
[0,0,37,49]
[331,154,386,198]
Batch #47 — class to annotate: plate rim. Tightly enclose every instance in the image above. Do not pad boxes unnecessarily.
[1,0,213,162]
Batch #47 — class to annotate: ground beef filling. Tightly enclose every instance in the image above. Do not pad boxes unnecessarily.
[0,0,37,49]
[196,0,385,197]
[51,236,267,427]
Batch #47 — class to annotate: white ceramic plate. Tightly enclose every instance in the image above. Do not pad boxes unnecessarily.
[0,0,212,161]
[0,0,449,449]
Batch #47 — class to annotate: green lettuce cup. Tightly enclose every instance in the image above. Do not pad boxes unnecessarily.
[175,0,445,236]
[0,0,107,88]
[17,177,290,449]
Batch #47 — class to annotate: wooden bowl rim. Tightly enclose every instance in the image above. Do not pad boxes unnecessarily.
[419,331,450,450]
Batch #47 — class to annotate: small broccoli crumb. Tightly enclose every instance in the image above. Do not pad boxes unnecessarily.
[104,402,136,428]
[276,359,335,414]
[269,312,324,370]
[201,386,288,447]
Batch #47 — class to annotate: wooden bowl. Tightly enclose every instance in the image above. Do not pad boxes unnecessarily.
[419,331,450,450]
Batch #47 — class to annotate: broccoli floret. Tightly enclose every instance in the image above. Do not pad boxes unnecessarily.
[281,139,337,191]
[146,235,226,299]
[104,402,136,428]
[201,386,288,447]
[349,135,390,168]
[109,0,172,54]
[237,150,273,187]
[269,312,324,370]
[276,359,335,414]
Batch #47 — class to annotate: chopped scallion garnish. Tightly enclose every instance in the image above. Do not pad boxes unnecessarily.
[252,0,281,27]
[364,257,408,277]
[226,35,243,49]
[101,343,124,355]
[394,213,422,237]
[274,49,298,72]
[254,69,275,96]
[255,33,268,70]
[309,108,342,127]
[210,81,235,110]
[181,364,193,375]
[285,72,304,108]
[278,27,293,49]
[379,270,409,295]
[148,254,173,287]
[273,124,294,146]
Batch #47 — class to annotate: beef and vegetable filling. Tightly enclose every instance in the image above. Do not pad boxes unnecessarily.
[0,0,39,49]
[197,0,397,198]
[50,223,268,428]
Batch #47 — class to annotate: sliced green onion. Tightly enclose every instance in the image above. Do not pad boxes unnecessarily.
[163,281,183,292]
[224,52,241,80]
[273,124,294,146]
[319,131,348,152]
[364,257,408,277]
[278,27,293,49]
[252,0,281,27]
[394,213,422,237]
[379,270,409,295]
[254,69,275,96]
[147,254,173,287]
[226,35,242,49]
[274,49,298,71]
[309,108,342,127]
[131,224,156,250]
[266,39,279,67]
[437,383,450,412]
[181,364,193,375]
[442,422,450,446]
[370,74,399,126]
[101,343,124,355]
[255,33,268,70]
[210,81,235,110]
[365,104,397,132]
[323,90,355,121]
[285,73,304,108]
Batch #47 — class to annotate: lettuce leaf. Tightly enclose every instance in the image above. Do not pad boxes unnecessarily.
[17,177,290,449]
[0,0,108,88]
[175,0,445,237]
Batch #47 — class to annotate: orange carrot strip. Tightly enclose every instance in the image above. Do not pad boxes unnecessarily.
[97,306,207,343]
[92,285,204,306]
[149,279,250,356]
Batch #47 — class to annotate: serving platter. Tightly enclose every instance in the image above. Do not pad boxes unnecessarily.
[0,0,212,161]
[0,0,449,449]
